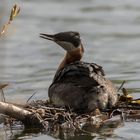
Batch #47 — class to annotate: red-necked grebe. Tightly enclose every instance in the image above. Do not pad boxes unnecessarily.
[40,31,118,113]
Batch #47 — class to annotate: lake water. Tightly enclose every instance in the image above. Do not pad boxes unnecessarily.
[0,0,140,139]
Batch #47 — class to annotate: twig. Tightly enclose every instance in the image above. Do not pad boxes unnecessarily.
[1,89,6,102]
[40,106,66,111]
[26,91,37,103]
[118,80,126,92]
[0,84,8,102]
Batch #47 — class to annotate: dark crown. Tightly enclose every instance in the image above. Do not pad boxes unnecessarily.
[54,31,81,47]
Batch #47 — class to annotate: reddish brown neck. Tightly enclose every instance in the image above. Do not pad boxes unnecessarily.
[58,44,84,71]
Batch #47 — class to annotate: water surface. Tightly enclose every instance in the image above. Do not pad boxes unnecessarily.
[0,0,140,139]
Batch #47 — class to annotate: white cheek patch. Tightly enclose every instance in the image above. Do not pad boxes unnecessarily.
[57,41,76,51]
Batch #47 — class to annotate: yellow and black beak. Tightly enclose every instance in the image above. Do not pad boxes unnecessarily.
[40,33,55,41]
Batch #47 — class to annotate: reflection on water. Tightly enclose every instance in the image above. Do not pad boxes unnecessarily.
[1,0,140,139]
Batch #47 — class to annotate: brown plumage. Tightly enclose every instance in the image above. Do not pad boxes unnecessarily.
[40,31,118,113]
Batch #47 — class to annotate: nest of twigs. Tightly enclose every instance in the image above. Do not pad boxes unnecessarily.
[24,100,110,131]
[23,98,140,136]
[1,82,140,138]
[1,89,140,139]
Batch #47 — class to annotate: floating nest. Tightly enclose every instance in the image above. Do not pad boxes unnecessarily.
[1,86,140,138]
[2,99,140,134]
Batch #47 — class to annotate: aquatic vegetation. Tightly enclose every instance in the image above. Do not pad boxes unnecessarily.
[0,4,20,36]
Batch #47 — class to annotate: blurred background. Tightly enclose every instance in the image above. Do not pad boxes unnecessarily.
[0,0,140,139]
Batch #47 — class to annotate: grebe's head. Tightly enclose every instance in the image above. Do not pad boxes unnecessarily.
[40,31,81,51]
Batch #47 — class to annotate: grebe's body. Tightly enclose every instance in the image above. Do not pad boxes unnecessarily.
[40,31,118,113]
